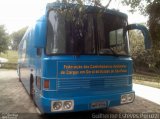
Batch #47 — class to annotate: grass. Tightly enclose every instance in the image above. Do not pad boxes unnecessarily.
[0,50,18,63]
[0,50,18,69]
[133,73,160,89]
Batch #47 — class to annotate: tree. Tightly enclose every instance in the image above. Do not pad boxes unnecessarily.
[122,0,160,49]
[122,0,160,72]
[11,27,27,50]
[0,25,9,53]
[57,0,112,7]
[129,30,145,58]
[147,0,160,49]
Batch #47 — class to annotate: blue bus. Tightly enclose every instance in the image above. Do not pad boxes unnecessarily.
[17,2,151,113]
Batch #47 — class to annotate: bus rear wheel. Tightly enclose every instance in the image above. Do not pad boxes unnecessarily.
[18,68,21,82]
[30,75,34,99]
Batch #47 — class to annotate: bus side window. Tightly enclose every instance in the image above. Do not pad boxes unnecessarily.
[18,40,23,61]
[46,20,54,54]
[22,39,26,62]
[37,48,42,56]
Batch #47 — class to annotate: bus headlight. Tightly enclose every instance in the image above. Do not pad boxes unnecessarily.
[121,93,135,104]
[121,95,127,104]
[127,93,135,102]
[63,101,74,110]
[51,100,74,112]
[52,101,62,111]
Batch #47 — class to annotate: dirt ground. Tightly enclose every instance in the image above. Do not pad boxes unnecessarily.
[0,69,160,119]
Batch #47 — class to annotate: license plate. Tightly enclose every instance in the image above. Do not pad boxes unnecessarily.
[91,101,106,109]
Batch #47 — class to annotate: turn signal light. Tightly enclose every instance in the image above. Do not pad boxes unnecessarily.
[44,80,50,89]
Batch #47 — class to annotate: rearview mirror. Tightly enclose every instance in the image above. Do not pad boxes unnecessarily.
[125,24,152,49]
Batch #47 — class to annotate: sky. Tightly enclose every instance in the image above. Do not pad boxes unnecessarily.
[0,0,148,34]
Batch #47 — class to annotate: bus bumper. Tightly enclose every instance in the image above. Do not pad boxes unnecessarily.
[37,91,135,113]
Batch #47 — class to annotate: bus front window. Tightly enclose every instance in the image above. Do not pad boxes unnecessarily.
[46,9,129,56]
[97,13,129,56]
[46,10,96,55]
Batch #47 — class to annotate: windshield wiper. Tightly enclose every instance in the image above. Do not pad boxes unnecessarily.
[99,48,119,57]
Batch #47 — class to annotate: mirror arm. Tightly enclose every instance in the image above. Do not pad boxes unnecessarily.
[126,24,152,49]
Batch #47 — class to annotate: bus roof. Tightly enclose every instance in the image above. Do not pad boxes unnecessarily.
[46,2,128,19]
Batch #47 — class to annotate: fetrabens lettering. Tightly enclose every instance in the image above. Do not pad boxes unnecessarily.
[60,64,128,75]
[63,65,126,69]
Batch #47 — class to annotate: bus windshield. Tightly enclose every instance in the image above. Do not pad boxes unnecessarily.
[46,9,129,56]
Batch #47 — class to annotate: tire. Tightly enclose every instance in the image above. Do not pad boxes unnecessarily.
[18,68,21,82]
[30,75,34,99]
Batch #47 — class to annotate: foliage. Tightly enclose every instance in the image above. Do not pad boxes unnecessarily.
[129,30,145,59]
[10,27,27,50]
[56,0,106,7]
[129,30,160,72]
[122,0,160,72]
[122,0,160,48]
[0,25,9,53]
[121,0,152,15]
[147,0,160,49]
